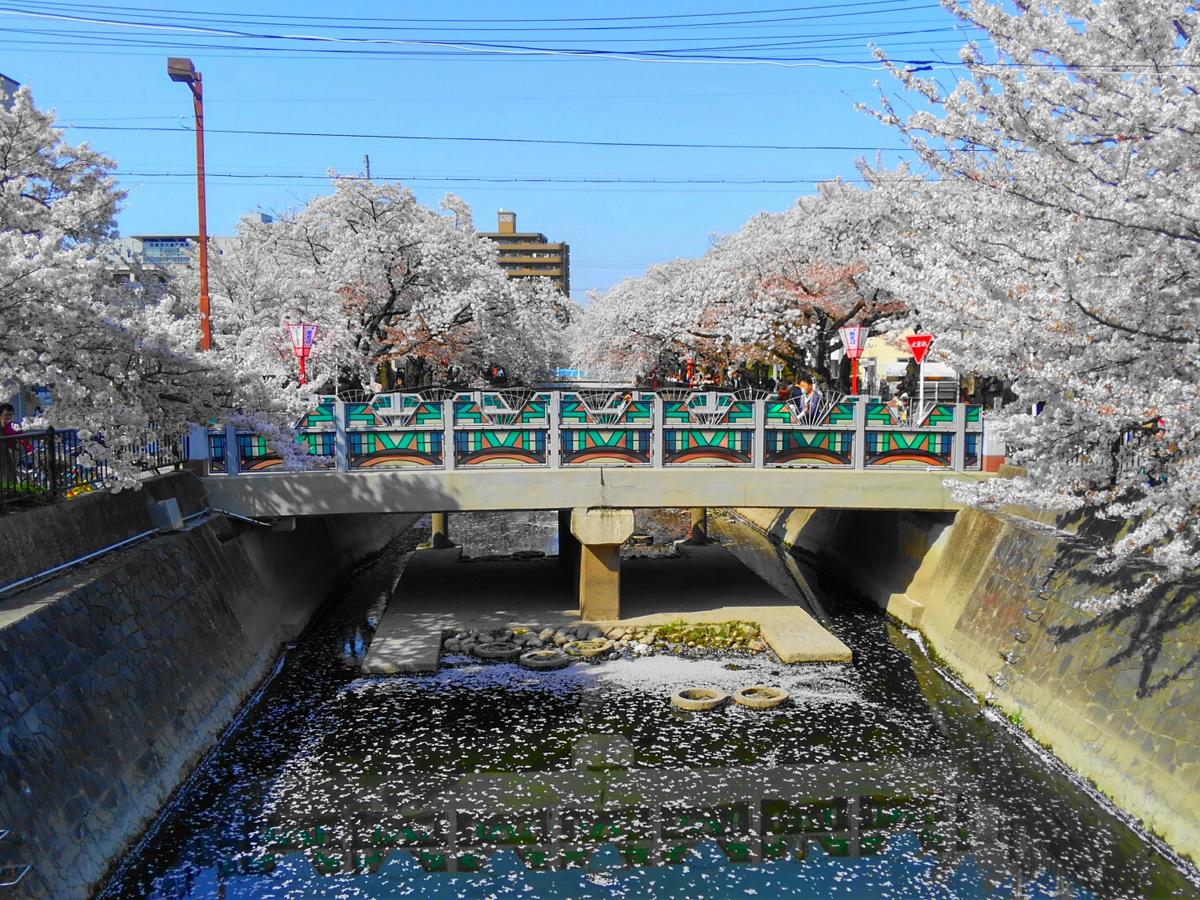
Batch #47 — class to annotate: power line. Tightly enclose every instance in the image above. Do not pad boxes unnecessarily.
[114,170,878,185]
[3,0,951,32]
[0,5,983,68]
[122,180,835,195]
[71,124,924,152]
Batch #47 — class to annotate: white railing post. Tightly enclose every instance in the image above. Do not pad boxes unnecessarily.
[185,424,209,476]
[852,399,867,469]
[753,399,766,468]
[651,394,664,468]
[952,402,967,471]
[548,390,561,469]
[224,424,240,476]
[442,397,456,470]
[334,399,349,472]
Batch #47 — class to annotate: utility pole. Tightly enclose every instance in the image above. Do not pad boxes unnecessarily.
[364,154,371,180]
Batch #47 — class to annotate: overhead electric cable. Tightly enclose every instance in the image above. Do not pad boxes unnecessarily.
[0,6,994,68]
[112,170,888,184]
[72,124,924,152]
[1,0,949,30]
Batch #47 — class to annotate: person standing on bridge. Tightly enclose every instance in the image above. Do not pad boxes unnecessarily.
[795,375,822,421]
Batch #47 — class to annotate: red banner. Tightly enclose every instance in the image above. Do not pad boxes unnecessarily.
[906,333,933,365]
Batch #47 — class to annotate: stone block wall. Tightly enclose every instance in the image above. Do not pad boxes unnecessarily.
[729,505,1200,865]
[0,471,207,589]
[0,496,417,898]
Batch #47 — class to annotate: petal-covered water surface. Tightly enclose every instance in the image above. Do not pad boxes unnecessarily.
[99,519,1199,900]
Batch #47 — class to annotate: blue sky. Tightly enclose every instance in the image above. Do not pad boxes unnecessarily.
[1,1,973,299]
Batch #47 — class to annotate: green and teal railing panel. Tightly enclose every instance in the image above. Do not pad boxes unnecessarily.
[350,430,443,468]
[766,397,858,427]
[722,400,755,424]
[454,391,551,426]
[561,428,652,465]
[917,403,956,428]
[559,392,650,425]
[300,398,336,430]
[662,429,753,465]
[765,430,854,466]
[208,393,986,474]
[964,433,980,469]
[207,431,227,474]
[236,433,281,471]
[663,400,692,424]
[230,431,335,471]
[453,429,547,466]
[453,398,487,425]
[865,431,954,467]
[376,393,445,427]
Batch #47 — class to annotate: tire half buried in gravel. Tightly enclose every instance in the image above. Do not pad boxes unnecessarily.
[474,641,523,661]
[563,639,613,659]
[518,649,571,671]
[670,688,728,711]
[732,685,789,709]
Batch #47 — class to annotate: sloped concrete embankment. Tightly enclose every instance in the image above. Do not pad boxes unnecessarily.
[0,473,417,898]
[725,505,1200,866]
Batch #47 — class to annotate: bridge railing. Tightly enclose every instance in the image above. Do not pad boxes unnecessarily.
[203,390,984,475]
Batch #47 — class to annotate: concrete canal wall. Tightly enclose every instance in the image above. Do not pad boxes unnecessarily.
[727,503,1200,866]
[0,473,417,898]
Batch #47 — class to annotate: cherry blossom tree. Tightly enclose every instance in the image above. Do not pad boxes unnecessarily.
[0,86,244,484]
[580,182,905,384]
[864,0,1200,600]
[705,182,906,383]
[177,179,572,394]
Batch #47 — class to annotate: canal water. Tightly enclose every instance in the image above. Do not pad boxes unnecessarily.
[98,514,1199,899]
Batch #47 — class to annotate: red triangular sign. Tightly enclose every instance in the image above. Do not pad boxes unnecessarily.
[907,333,933,365]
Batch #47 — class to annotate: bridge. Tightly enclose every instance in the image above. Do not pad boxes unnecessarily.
[196,388,996,619]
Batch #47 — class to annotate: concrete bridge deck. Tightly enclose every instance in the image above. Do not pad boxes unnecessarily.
[202,467,989,519]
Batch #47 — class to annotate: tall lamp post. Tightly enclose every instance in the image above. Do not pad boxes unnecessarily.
[286,322,318,385]
[167,57,212,351]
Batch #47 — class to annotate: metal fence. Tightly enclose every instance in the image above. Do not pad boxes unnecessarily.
[202,389,986,476]
[0,428,184,514]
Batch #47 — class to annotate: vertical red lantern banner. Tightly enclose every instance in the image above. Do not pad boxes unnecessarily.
[838,324,868,395]
[286,322,319,385]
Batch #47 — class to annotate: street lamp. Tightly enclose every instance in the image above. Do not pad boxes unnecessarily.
[838,324,868,395]
[167,56,212,351]
[286,322,318,385]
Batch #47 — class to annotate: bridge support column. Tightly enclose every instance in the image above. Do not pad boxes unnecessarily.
[685,507,709,544]
[570,508,634,621]
[430,512,453,549]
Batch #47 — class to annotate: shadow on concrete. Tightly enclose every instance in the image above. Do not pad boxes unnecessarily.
[1046,552,1200,699]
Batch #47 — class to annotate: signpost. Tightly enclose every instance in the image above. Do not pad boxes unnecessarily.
[838,324,868,395]
[906,333,934,415]
[286,322,318,386]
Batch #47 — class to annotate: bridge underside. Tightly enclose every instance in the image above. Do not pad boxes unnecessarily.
[201,467,989,519]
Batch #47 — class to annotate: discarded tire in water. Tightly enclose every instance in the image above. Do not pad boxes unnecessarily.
[564,639,613,659]
[732,685,789,709]
[671,688,728,711]
[519,649,570,671]
[474,641,523,661]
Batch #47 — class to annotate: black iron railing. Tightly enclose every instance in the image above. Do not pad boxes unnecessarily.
[0,428,184,513]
